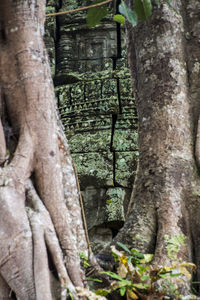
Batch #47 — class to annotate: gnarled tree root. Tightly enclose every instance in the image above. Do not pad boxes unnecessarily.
[0,0,90,298]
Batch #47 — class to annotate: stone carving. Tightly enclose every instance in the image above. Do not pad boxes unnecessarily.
[45,0,138,252]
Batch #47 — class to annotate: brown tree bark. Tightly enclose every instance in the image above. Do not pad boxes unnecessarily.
[112,0,200,296]
[0,0,92,299]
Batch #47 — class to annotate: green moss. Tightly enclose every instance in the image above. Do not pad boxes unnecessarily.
[72,152,114,187]
[106,188,125,222]
[164,234,186,259]
[115,152,138,187]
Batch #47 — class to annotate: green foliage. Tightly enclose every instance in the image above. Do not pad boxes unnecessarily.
[87,0,176,28]
[117,241,131,254]
[113,14,125,24]
[193,191,200,197]
[95,243,196,298]
[79,252,90,268]
[134,0,152,21]
[154,0,161,8]
[119,1,138,26]
[86,277,103,283]
[68,290,74,300]
[87,0,108,27]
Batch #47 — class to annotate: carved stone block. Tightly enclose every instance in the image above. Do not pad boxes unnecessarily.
[68,131,111,153]
[45,0,139,252]
[72,152,114,187]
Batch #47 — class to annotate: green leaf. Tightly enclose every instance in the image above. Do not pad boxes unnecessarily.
[101,271,124,281]
[140,275,150,281]
[117,242,131,254]
[159,274,170,279]
[120,286,126,296]
[111,251,119,263]
[101,272,132,286]
[95,289,111,296]
[169,273,181,277]
[134,0,152,21]
[113,14,125,24]
[119,1,138,26]
[87,0,108,27]
[68,290,74,300]
[132,283,149,290]
[131,248,144,259]
[79,251,90,268]
[139,254,154,263]
[86,277,103,283]
[137,264,149,274]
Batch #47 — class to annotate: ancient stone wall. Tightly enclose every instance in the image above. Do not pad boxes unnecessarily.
[45,0,138,252]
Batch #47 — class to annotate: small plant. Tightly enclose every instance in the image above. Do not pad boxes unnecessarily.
[95,242,196,299]
[79,251,91,269]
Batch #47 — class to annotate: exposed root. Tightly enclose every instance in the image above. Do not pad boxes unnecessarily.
[0,275,12,299]
[0,186,35,299]
[26,180,78,300]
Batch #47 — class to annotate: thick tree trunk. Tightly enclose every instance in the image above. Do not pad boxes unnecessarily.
[113,0,200,295]
[0,0,91,298]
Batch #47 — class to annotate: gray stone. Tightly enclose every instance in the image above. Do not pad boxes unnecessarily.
[68,131,111,153]
[115,152,138,187]
[45,0,139,252]
[72,152,114,187]
[89,227,113,254]
[82,186,107,230]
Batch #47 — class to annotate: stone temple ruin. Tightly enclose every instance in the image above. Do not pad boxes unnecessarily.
[45,0,138,252]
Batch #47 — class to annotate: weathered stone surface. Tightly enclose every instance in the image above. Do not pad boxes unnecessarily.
[113,129,138,152]
[115,152,138,187]
[82,186,107,230]
[89,227,113,254]
[72,152,114,187]
[45,0,138,252]
[105,188,125,223]
[56,23,117,75]
[68,131,111,153]
[82,186,131,253]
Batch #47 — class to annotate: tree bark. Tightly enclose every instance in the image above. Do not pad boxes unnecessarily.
[113,0,200,295]
[0,0,90,298]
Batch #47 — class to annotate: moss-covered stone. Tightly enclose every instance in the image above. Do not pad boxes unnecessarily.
[72,152,114,187]
[106,188,125,223]
[115,152,138,187]
[45,0,139,252]
[113,129,138,152]
[68,130,111,153]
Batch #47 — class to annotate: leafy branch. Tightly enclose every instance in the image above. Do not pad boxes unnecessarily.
[46,0,113,17]
[95,242,196,299]
[86,0,176,27]
[46,0,175,28]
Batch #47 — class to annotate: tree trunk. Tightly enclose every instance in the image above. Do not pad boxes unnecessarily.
[0,0,91,298]
[113,0,200,295]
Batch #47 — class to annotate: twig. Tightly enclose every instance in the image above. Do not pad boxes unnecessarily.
[73,161,92,258]
[46,0,113,17]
